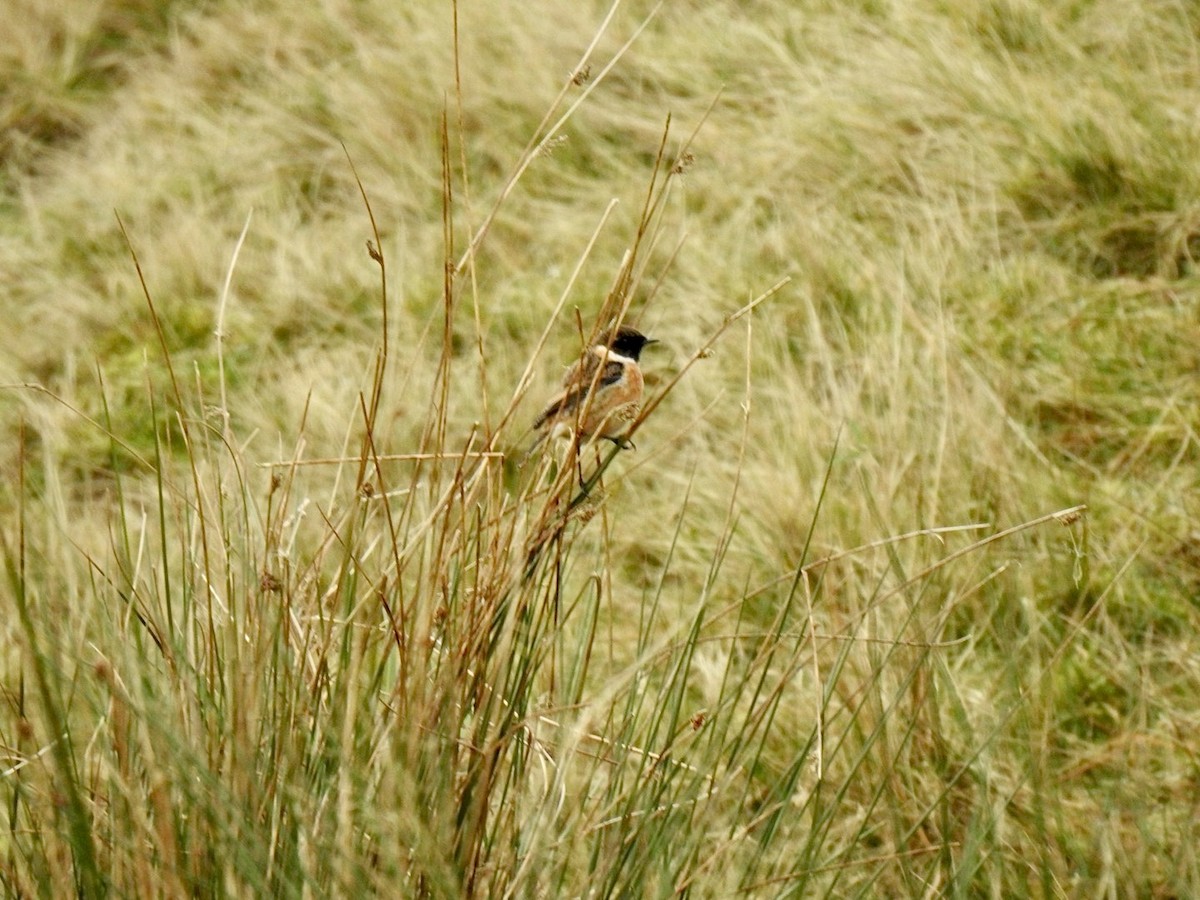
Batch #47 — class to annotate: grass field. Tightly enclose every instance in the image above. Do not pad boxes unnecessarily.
[3,0,1200,896]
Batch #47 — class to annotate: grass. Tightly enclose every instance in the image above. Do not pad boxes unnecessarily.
[3,0,1200,895]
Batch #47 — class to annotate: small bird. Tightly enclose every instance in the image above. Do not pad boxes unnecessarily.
[529,325,657,454]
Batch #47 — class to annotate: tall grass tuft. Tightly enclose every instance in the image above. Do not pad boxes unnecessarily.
[3,112,1087,900]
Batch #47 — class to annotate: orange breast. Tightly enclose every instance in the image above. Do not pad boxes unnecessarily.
[580,356,643,439]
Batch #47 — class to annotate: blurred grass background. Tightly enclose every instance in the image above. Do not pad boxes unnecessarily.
[3,0,1199,895]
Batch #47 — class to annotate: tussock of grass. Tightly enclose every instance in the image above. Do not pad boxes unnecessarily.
[3,0,1200,896]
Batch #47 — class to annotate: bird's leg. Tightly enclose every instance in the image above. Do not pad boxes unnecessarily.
[569,435,587,490]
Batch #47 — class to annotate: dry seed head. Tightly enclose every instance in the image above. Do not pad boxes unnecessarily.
[1054,508,1085,526]
[571,488,606,525]
[672,151,695,175]
[538,134,569,157]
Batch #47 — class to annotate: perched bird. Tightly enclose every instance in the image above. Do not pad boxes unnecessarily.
[529,325,657,454]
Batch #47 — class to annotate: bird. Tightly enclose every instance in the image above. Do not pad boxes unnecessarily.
[528,324,657,455]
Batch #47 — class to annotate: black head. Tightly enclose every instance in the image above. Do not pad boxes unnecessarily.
[607,325,657,361]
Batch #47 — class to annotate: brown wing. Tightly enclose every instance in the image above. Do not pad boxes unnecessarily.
[558,344,607,386]
[532,387,575,429]
[534,350,604,429]
[599,360,623,386]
